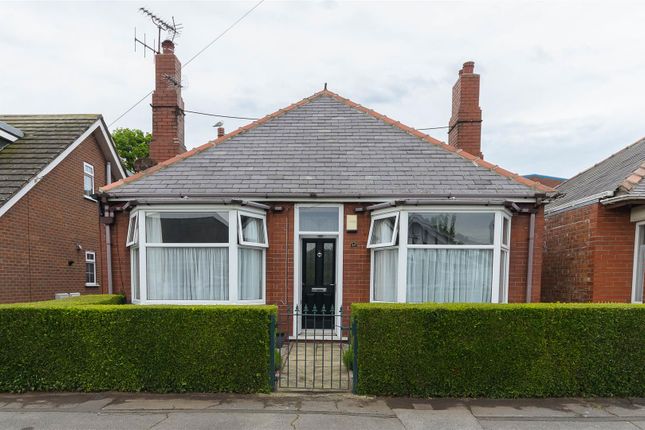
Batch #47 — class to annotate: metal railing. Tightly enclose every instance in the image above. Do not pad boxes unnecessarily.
[270,305,354,391]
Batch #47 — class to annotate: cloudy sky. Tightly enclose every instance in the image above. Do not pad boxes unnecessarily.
[1,1,644,178]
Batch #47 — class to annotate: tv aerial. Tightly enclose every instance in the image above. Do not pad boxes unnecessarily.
[134,7,183,57]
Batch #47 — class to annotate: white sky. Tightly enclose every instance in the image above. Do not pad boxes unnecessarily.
[2,0,644,178]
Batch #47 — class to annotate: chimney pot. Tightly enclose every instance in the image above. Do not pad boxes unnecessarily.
[161,40,175,54]
[462,61,475,74]
[217,127,225,138]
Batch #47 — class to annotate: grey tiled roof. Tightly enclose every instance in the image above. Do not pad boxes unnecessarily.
[0,115,100,205]
[106,94,545,200]
[548,137,645,211]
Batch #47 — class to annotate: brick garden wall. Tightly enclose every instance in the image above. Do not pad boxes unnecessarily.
[0,134,108,303]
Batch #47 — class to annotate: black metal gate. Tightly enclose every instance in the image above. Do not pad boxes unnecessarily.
[269,305,356,392]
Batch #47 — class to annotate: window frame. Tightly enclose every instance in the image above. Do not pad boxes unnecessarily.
[85,251,98,287]
[237,211,269,248]
[83,162,95,200]
[631,221,645,303]
[369,206,511,304]
[126,212,139,247]
[131,205,267,305]
[367,212,400,248]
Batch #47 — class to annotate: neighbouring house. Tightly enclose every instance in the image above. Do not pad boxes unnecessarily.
[542,138,645,303]
[523,174,566,189]
[99,40,553,331]
[0,115,126,302]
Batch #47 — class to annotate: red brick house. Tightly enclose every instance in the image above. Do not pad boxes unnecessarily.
[543,138,645,303]
[0,115,126,302]
[100,41,553,333]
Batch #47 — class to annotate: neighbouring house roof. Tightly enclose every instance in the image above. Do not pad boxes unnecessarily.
[102,90,553,201]
[0,114,126,215]
[523,174,566,189]
[547,137,645,213]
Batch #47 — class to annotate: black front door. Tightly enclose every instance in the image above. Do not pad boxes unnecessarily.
[301,238,336,329]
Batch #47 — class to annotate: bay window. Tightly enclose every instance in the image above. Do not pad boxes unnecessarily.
[126,207,267,304]
[370,208,511,304]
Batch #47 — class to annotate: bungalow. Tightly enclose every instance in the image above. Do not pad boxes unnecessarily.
[100,41,553,322]
[543,137,645,303]
[0,115,125,302]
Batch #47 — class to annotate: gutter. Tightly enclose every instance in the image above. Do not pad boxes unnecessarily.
[545,190,614,215]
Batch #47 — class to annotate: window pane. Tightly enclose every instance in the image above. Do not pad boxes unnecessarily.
[370,216,396,245]
[239,248,263,300]
[373,248,397,301]
[500,249,508,303]
[84,164,94,174]
[127,215,138,245]
[147,247,228,300]
[408,212,495,245]
[635,225,645,302]
[85,254,95,284]
[131,248,140,300]
[407,249,493,303]
[240,215,265,244]
[503,217,510,246]
[300,207,339,232]
[304,242,316,286]
[84,175,93,195]
[323,242,334,285]
[146,212,229,243]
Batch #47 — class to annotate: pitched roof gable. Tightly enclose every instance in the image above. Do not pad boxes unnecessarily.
[102,89,553,198]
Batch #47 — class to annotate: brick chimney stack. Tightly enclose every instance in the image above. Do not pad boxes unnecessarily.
[150,40,185,164]
[217,127,225,138]
[448,61,483,159]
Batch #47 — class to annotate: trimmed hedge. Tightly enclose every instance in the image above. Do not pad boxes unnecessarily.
[352,303,645,397]
[0,296,276,393]
[8,294,126,307]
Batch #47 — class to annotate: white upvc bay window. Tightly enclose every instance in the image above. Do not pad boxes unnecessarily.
[127,206,267,304]
[369,207,511,304]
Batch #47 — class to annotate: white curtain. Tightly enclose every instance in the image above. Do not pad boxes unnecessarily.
[239,247,263,300]
[146,213,163,243]
[372,217,395,245]
[146,247,228,300]
[373,248,397,301]
[131,248,140,300]
[242,216,263,243]
[407,249,493,303]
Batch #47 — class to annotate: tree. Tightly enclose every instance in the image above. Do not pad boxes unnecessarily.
[111,128,152,172]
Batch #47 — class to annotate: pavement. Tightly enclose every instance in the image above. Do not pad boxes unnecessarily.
[0,392,644,429]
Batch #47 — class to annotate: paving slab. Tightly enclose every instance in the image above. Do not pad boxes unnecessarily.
[152,411,295,430]
[296,413,404,430]
[0,411,165,430]
[479,419,641,430]
[394,408,483,430]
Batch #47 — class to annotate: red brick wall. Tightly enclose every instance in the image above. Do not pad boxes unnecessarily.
[591,205,634,302]
[0,134,109,303]
[508,208,544,303]
[110,209,131,300]
[342,204,371,308]
[542,203,635,303]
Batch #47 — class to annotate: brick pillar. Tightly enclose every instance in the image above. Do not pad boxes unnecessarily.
[448,61,483,159]
[150,40,185,164]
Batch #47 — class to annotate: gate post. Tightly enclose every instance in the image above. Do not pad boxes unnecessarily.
[269,313,276,391]
[352,318,358,394]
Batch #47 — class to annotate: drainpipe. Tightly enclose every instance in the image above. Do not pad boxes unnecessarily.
[526,211,536,303]
[105,162,113,294]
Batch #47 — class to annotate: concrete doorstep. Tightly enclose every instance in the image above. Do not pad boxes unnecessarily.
[0,392,644,430]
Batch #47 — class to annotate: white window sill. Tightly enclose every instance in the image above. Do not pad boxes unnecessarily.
[83,195,98,203]
[85,283,100,288]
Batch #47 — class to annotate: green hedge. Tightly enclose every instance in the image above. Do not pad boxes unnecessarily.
[352,303,645,397]
[7,294,126,307]
[0,296,276,393]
